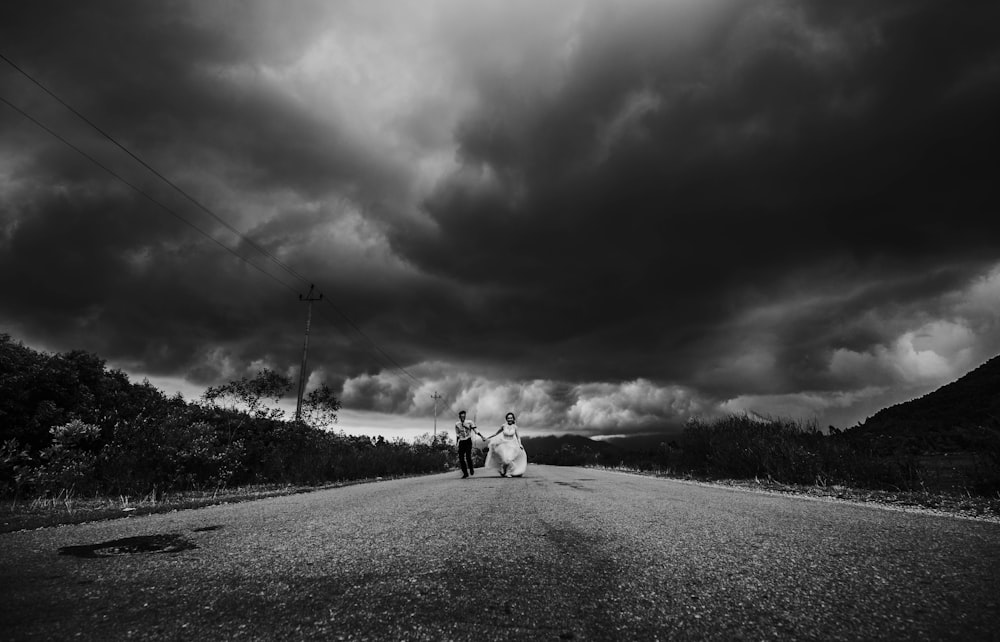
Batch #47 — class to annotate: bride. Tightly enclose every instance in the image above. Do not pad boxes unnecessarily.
[483,412,528,477]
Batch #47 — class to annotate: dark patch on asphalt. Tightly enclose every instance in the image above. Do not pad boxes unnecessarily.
[553,481,593,492]
[193,525,223,532]
[58,534,198,558]
[185,494,627,640]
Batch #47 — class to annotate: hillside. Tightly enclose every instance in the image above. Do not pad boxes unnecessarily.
[521,430,689,467]
[846,353,1000,453]
[521,434,621,464]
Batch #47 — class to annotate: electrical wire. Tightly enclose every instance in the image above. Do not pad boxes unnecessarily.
[316,300,424,387]
[0,52,427,390]
[0,93,301,298]
[0,51,312,289]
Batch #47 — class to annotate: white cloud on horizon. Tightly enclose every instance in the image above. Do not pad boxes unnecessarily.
[340,369,711,434]
[829,319,977,387]
[567,379,705,429]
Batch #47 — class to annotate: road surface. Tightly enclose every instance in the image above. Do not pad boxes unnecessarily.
[2,465,999,640]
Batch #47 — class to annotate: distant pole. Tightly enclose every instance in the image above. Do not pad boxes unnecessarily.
[295,284,323,422]
[431,391,442,438]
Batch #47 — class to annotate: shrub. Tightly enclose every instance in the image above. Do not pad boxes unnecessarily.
[0,439,32,497]
[29,420,103,496]
[601,414,950,493]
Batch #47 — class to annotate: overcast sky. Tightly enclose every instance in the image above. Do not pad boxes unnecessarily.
[2,0,998,440]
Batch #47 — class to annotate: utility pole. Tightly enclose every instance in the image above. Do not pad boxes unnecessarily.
[431,391,443,438]
[295,284,322,422]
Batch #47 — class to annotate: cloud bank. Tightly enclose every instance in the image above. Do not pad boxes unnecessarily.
[1,1,999,436]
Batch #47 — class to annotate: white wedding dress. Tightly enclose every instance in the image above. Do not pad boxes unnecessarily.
[484,423,528,477]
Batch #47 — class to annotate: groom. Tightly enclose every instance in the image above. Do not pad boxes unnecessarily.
[454,410,477,478]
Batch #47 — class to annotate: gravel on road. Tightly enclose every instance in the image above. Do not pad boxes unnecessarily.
[2,465,998,641]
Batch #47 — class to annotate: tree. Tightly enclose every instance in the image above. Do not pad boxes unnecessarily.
[203,369,292,420]
[299,383,341,429]
[203,369,292,443]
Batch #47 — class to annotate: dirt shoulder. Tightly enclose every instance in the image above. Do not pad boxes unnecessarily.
[0,476,414,534]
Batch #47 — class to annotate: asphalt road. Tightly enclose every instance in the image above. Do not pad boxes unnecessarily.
[2,465,999,641]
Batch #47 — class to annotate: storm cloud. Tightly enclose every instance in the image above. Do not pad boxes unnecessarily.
[2,0,998,436]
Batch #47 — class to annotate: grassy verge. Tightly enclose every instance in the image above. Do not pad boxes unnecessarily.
[604,466,1000,522]
[0,475,426,534]
[6,467,997,533]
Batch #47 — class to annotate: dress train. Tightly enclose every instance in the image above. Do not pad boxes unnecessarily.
[484,425,528,476]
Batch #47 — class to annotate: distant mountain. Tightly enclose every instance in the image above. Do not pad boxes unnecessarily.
[521,434,621,459]
[846,353,1000,453]
[600,429,685,452]
[521,429,685,464]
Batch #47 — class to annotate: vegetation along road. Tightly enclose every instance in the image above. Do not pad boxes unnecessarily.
[2,465,999,640]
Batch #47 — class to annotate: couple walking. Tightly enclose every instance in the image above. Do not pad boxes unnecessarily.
[454,410,528,478]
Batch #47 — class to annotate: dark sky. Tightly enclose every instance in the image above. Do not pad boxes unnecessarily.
[2,0,999,438]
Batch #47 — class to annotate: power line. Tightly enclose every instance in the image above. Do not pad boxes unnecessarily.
[317,298,424,387]
[0,52,426,389]
[0,51,312,289]
[0,93,301,298]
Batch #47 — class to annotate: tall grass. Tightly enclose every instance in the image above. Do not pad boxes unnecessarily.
[1,418,456,501]
[675,415,922,490]
[582,414,983,494]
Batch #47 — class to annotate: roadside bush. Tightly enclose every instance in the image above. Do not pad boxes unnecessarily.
[969,440,1000,495]
[0,337,463,500]
[648,414,936,492]
[30,420,103,496]
[0,439,32,498]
